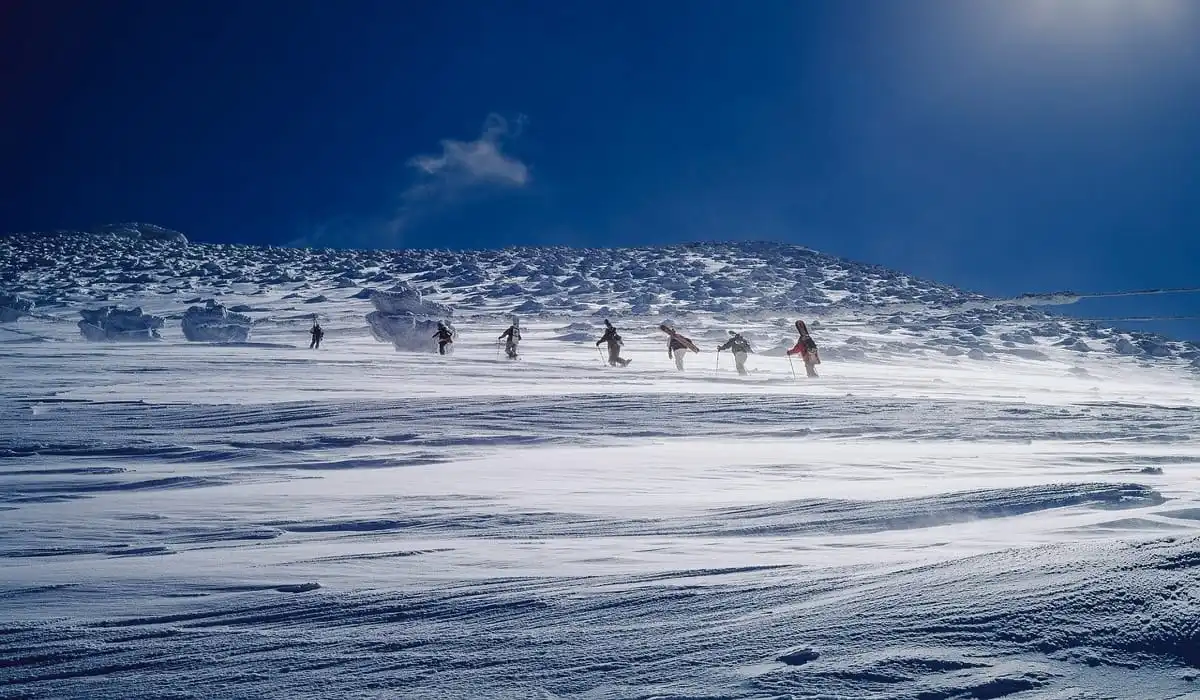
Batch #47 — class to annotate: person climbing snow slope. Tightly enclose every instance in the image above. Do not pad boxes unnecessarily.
[660,323,699,371]
[433,321,455,356]
[499,317,522,360]
[717,330,753,376]
[786,320,820,377]
[309,322,324,350]
[596,319,630,367]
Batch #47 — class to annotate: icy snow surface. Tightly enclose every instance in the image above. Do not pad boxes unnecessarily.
[1,229,1200,698]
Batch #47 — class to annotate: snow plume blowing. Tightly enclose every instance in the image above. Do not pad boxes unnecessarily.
[291,114,530,251]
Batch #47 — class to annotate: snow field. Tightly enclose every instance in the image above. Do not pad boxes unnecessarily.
[2,323,1199,697]
[1,230,1199,697]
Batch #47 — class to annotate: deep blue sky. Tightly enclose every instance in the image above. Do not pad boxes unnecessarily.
[2,0,1198,335]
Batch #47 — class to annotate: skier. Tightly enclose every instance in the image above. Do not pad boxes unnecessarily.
[499,317,521,360]
[309,321,324,350]
[660,323,699,371]
[432,321,454,356]
[596,319,630,367]
[717,330,754,376]
[786,320,820,378]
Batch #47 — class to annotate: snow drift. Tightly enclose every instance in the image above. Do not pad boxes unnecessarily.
[77,306,165,341]
[181,300,253,342]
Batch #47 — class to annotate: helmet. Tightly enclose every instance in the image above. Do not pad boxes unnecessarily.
[604,319,613,328]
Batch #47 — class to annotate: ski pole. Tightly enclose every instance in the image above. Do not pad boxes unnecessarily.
[596,345,606,365]
[787,353,797,380]
[715,349,720,373]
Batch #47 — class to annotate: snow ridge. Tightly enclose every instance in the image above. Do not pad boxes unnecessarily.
[1,226,1196,364]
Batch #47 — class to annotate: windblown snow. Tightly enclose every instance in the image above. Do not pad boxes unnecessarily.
[1,224,1199,699]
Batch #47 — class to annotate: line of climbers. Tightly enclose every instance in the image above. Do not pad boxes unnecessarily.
[650,319,818,377]
[307,317,821,377]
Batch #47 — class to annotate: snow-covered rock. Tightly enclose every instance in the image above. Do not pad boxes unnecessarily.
[364,282,454,352]
[97,222,189,245]
[366,312,453,352]
[819,345,868,362]
[999,330,1035,345]
[1138,339,1173,358]
[1006,347,1050,361]
[78,306,164,341]
[513,299,545,314]
[1113,337,1139,356]
[0,293,33,322]
[181,300,253,342]
[368,282,451,317]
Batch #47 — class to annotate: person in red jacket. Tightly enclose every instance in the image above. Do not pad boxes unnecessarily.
[786,320,820,378]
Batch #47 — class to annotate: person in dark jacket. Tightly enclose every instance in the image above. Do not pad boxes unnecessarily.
[717,331,753,375]
[432,321,454,355]
[659,323,698,371]
[786,320,820,377]
[499,317,521,359]
[596,319,630,367]
[309,322,324,349]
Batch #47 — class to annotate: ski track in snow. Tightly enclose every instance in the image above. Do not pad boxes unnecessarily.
[2,230,1200,698]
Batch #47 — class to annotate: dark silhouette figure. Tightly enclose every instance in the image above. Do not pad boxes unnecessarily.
[596,319,630,367]
[717,331,754,376]
[433,322,454,355]
[499,318,522,359]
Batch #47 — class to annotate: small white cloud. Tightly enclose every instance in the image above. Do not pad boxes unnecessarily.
[405,113,530,201]
[293,113,530,250]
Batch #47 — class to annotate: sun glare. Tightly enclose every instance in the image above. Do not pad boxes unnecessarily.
[1013,0,1187,35]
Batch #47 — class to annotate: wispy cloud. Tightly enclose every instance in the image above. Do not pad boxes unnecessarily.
[291,113,530,250]
[404,113,530,201]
